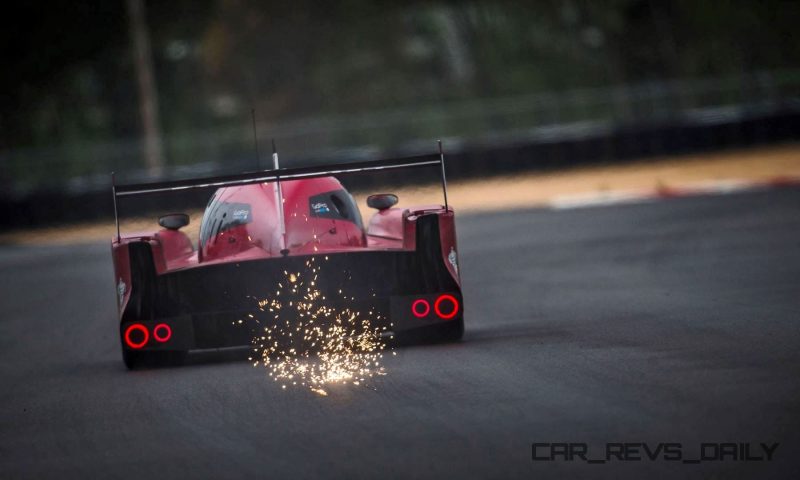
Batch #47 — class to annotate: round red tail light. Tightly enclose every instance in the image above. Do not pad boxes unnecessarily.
[411,299,430,318]
[434,294,459,320]
[153,323,172,343]
[124,324,149,349]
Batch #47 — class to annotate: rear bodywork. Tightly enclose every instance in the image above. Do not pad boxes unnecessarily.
[111,152,463,366]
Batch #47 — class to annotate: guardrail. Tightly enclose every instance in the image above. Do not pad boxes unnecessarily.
[2,70,799,194]
[0,71,799,227]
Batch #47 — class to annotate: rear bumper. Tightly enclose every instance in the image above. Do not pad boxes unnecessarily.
[120,286,463,351]
[121,290,463,352]
[119,214,463,352]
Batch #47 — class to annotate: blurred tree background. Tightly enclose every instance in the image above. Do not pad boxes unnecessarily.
[1,0,799,190]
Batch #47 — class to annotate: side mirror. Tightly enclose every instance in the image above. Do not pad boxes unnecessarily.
[158,213,190,230]
[367,194,398,211]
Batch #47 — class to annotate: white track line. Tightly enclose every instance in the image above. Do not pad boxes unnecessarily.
[548,176,800,210]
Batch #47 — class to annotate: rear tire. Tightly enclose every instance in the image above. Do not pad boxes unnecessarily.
[122,349,187,369]
[394,318,464,345]
[122,349,141,370]
[436,317,464,343]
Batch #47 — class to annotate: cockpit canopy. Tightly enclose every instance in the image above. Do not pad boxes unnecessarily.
[199,176,365,261]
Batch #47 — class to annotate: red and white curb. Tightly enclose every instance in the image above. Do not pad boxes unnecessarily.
[548,175,800,210]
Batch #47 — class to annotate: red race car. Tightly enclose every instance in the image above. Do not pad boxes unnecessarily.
[111,147,463,368]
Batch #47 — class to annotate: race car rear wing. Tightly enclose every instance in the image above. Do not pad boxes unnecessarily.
[112,141,450,242]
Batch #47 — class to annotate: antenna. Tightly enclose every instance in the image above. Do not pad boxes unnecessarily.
[251,109,260,170]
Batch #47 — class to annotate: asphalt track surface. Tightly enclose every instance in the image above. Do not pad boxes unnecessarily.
[1,188,799,479]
